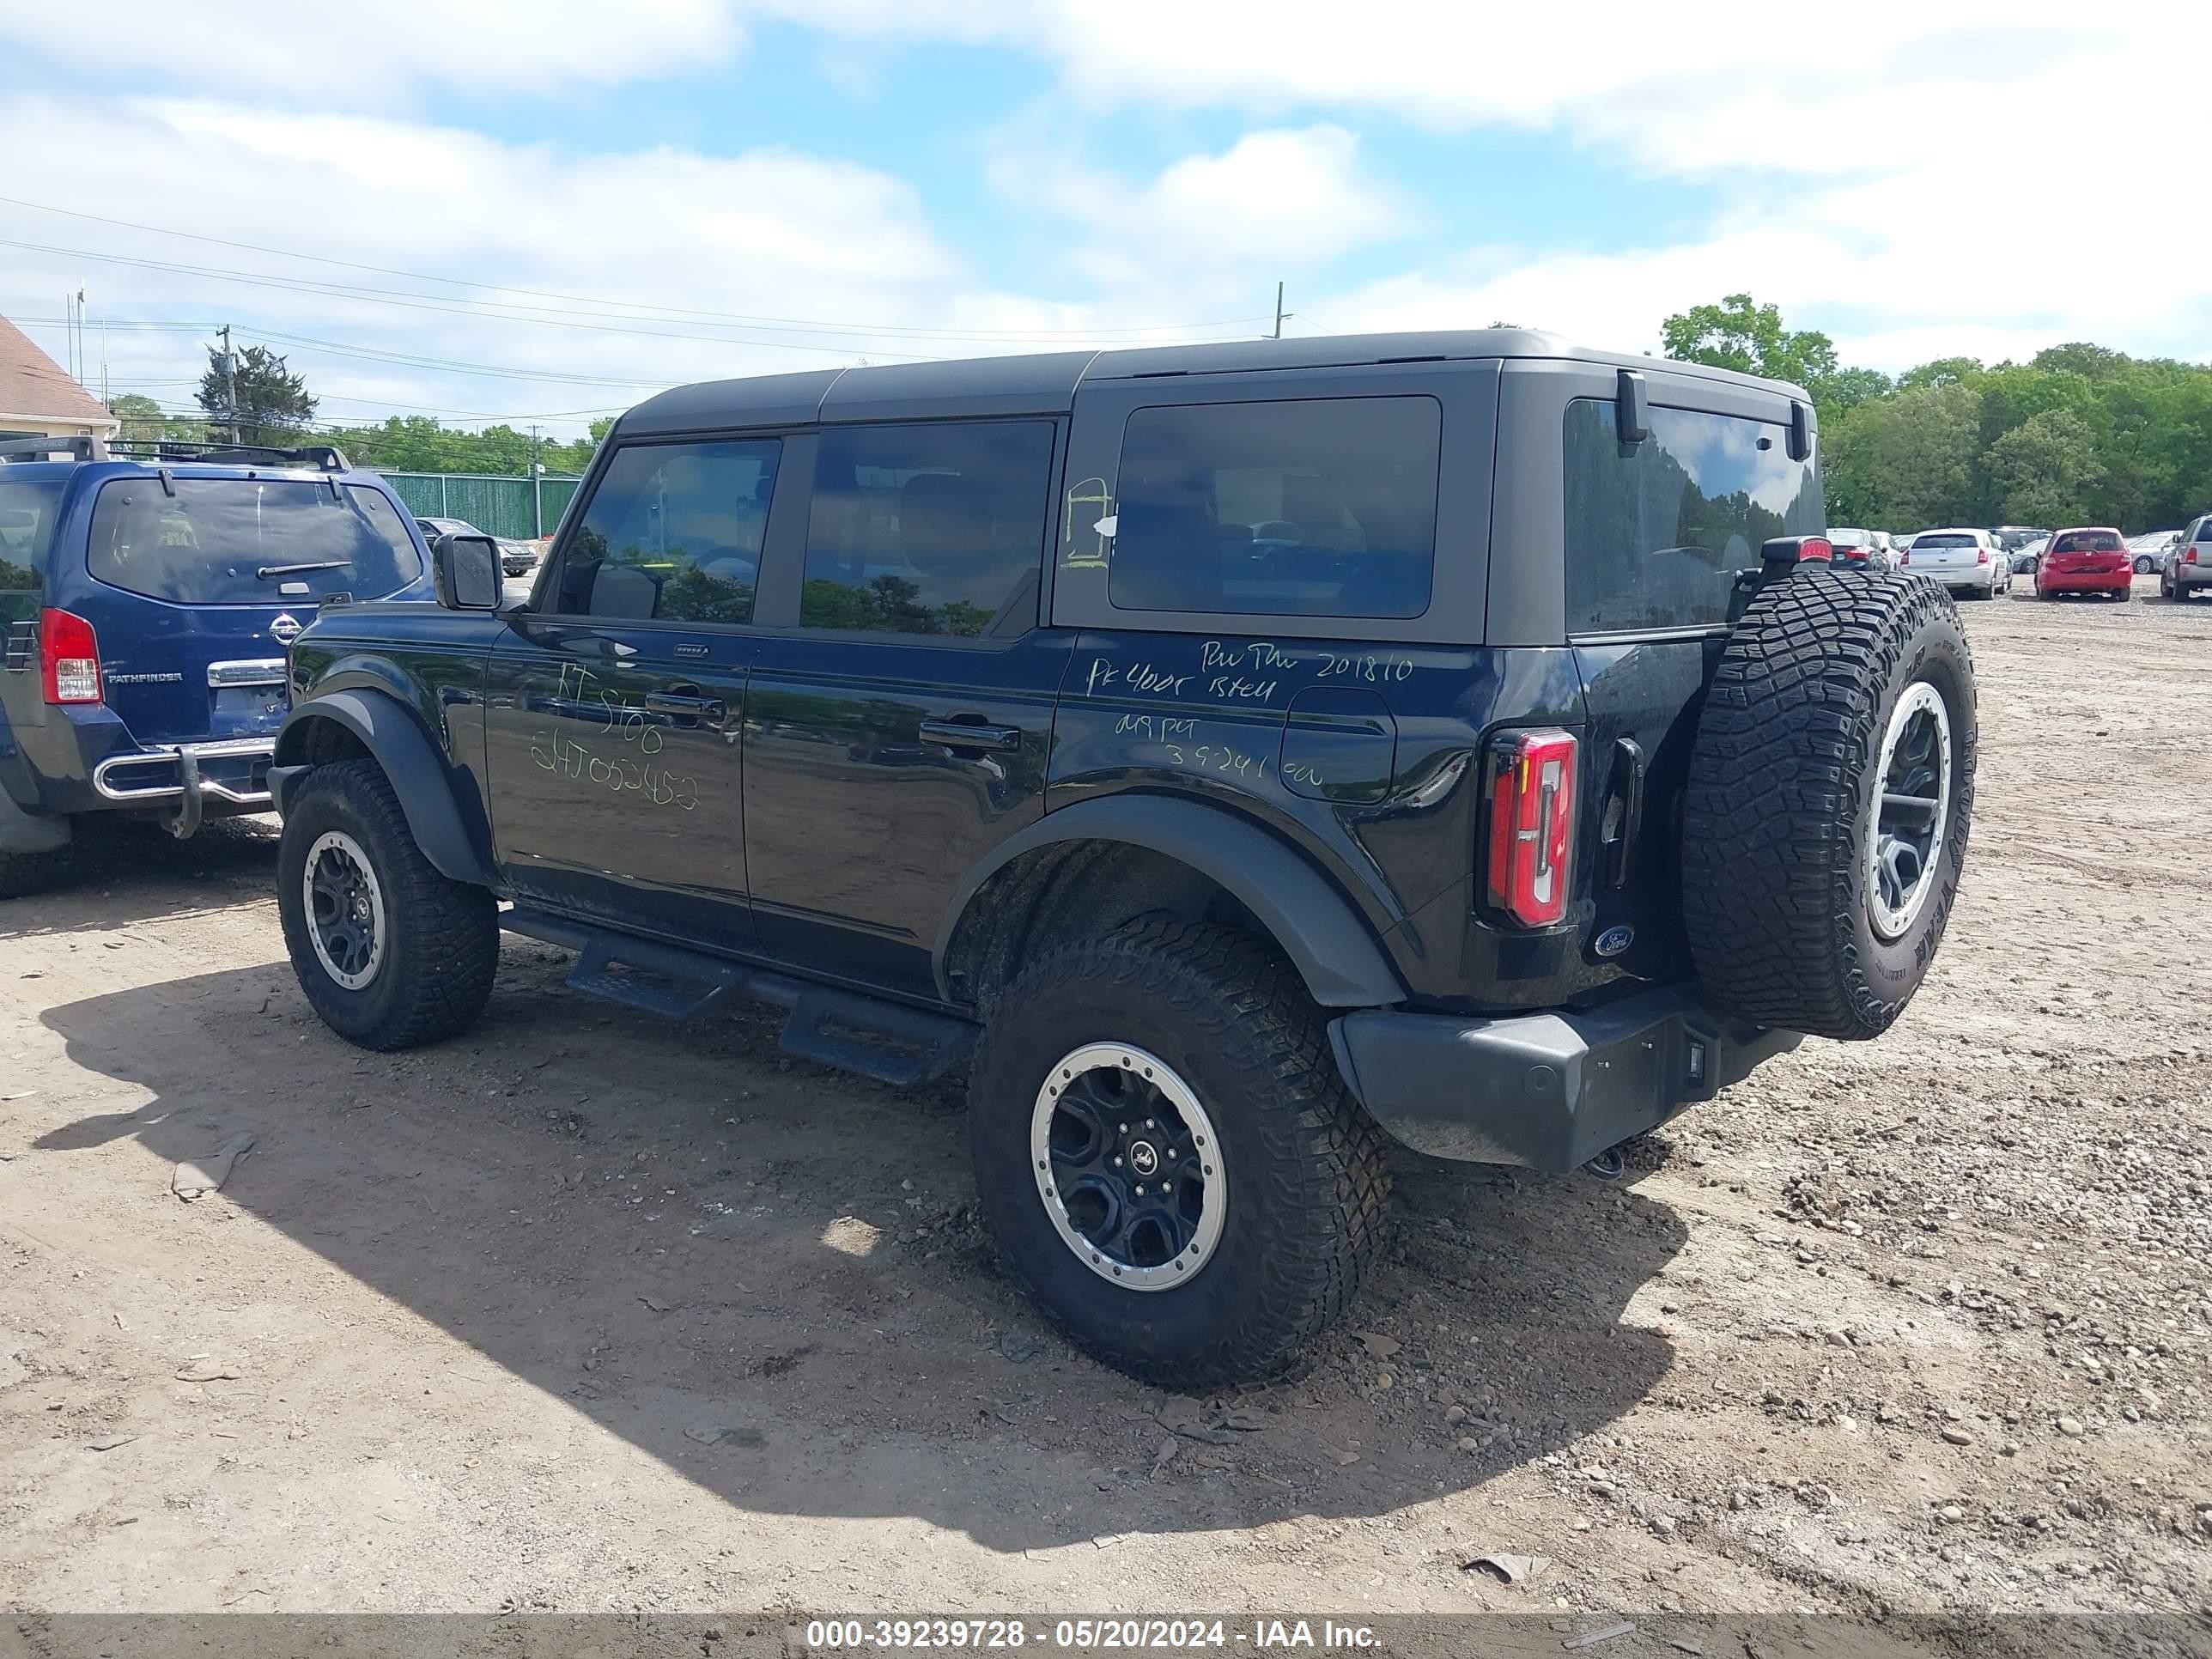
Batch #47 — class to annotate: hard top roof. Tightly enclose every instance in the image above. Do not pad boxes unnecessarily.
[620,329,1813,435]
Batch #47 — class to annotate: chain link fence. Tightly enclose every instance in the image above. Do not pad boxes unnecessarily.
[377,471,584,542]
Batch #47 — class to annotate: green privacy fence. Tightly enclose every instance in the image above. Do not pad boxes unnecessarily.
[377,471,584,542]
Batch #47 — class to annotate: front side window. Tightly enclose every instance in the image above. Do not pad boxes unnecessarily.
[801,420,1054,638]
[1110,397,1441,618]
[87,478,423,605]
[551,440,779,623]
[1565,399,1823,633]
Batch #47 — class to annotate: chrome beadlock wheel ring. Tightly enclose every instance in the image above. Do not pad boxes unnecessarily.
[1867,681,1953,944]
[1030,1042,1226,1291]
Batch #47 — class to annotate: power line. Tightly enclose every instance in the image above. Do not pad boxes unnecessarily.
[15,315,686,389]
[0,238,948,359]
[0,194,1268,342]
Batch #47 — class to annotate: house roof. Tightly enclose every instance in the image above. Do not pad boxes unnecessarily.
[0,314,117,428]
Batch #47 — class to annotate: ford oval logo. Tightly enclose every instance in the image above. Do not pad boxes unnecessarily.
[270,613,302,644]
[1594,925,1635,958]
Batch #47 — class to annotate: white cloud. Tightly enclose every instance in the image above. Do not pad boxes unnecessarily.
[989,124,1410,293]
[0,0,744,100]
[0,94,987,438]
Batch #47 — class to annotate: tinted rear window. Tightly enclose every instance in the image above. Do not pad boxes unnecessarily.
[2051,531,2120,553]
[1565,399,1822,632]
[1913,534,1978,550]
[0,479,64,618]
[2197,521,2212,541]
[1110,397,1440,618]
[88,478,422,605]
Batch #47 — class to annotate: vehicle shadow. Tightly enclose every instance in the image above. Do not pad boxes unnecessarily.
[34,952,1683,1550]
[0,816,279,941]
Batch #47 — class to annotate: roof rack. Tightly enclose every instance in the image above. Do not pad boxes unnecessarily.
[105,438,352,471]
[0,434,109,464]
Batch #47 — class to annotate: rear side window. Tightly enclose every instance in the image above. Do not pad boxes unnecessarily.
[1565,399,1822,632]
[802,420,1054,638]
[87,479,423,605]
[2051,531,2120,553]
[1109,397,1440,618]
[553,439,779,623]
[0,479,64,619]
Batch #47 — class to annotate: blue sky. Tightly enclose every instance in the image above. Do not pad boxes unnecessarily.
[0,3,2201,440]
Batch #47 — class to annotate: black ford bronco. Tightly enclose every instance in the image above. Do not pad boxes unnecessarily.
[270,331,1976,1387]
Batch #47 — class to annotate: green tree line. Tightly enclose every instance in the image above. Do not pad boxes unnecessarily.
[1663,295,2212,532]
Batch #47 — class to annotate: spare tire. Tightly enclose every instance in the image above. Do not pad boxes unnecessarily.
[1681,568,1976,1041]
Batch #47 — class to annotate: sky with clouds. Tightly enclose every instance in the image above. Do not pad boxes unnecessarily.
[2,2,2203,441]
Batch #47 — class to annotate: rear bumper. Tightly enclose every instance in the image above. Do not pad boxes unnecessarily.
[1932,569,1996,590]
[2170,562,2212,592]
[1328,985,1803,1172]
[2039,568,2130,592]
[90,738,276,809]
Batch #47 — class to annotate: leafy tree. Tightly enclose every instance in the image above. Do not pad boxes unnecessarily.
[1984,410,2105,526]
[196,343,316,443]
[1823,383,1984,530]
[1661,294,1839,393]
[106,393,166,443]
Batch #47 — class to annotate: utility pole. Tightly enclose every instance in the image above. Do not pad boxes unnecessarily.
[529,423,544,538]
[1271,281,1291,340]
[218,325,240,443]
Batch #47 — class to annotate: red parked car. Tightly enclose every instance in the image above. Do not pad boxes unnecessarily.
[2037,526,2134,601]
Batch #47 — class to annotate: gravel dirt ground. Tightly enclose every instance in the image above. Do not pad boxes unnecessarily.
[3,578,2208,1647]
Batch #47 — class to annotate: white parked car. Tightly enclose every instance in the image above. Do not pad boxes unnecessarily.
[1900,527,2010,599]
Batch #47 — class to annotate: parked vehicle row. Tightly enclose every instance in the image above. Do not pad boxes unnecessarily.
[1,334,1985,1386]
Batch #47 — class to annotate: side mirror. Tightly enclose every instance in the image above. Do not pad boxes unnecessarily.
[432,533,501,611]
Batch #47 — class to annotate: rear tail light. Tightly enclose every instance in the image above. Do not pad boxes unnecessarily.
[2189,547,2201,565]
[1899,549,1910,567]
[1483,728,1577,929]
[1977,548,1990,564]
[1799,538,1834,562]
[39,608,101,705]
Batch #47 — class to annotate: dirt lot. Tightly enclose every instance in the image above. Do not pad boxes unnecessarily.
[3,579,2209,1643]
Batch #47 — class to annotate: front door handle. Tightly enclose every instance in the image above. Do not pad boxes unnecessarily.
[646,691,726,721]
[920,718,1022,752]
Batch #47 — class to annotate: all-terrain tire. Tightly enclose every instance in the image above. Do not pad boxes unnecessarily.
[277,758,499,1050]
[967,916,1389,1389]
[1681,569,1975,1042]
[0,843,74,900]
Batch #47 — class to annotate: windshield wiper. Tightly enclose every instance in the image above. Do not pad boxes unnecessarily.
[257,560,351,579]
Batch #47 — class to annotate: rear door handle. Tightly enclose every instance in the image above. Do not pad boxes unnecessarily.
[645,691,726,721]
[920,718,1023,752]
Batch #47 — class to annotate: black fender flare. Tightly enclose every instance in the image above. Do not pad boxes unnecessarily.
[934,794,1407,1008]
[270,688,497,888]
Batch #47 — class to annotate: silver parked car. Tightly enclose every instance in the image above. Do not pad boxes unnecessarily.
[2128,530,2178,574]
[1902,527,2010,599]
[414,514,542,578]
[2160,516,2212,601]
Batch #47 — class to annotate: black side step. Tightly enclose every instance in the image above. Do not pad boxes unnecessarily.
[507,911,976,1087]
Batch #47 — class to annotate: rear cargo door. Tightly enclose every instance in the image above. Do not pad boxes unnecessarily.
[1500,362,1822,981]
[73,473,425,744]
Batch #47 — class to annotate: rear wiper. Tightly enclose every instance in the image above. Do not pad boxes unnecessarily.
[257,560,351,579]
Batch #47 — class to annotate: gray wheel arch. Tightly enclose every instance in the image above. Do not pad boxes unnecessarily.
[935,795,1408,1009]
[270,688,497,890]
